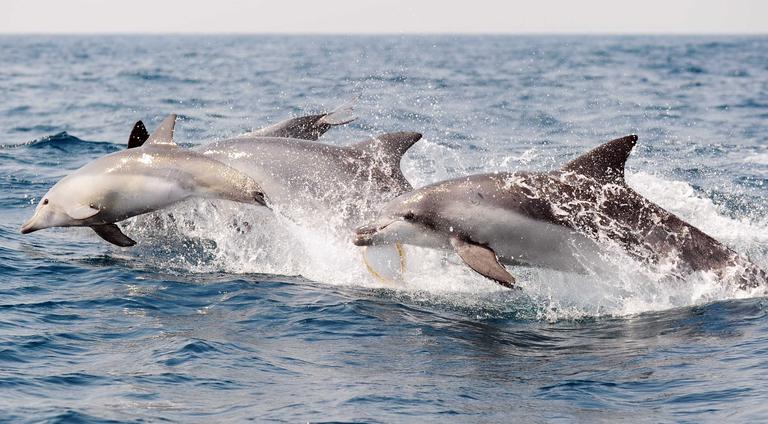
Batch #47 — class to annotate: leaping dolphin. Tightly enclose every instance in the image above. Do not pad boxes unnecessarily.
[20,114,266,246]
[200,131,422,229]
[354,135,768,290]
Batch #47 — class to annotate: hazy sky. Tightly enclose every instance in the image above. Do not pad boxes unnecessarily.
[3,0,767,34]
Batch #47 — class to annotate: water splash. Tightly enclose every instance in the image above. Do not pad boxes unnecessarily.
[114,165,768,322]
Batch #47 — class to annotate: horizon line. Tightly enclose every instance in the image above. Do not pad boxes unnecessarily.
[1,32,767,36]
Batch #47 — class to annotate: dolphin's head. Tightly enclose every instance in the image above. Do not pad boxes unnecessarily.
[353,192,446,249]
[353,214,414,247]
[21,180,95,234]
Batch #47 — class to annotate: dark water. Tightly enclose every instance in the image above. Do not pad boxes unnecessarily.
[2,35,768,422]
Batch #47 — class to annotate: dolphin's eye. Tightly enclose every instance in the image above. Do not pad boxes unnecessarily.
[403,211,415,221]
[42,199,49,205]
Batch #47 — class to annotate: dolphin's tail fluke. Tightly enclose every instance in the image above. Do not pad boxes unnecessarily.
[239,96,359,141]
[316,95,359,126]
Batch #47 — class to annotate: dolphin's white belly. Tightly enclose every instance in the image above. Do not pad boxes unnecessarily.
[443,203,606,273]
[76,175,191,221]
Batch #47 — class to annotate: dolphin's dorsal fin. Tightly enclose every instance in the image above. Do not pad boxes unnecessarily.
[145,114,177,147]
[350,132,422,160]
[561,135,638,183]
[349,131,422,192]
[127,120,150,149]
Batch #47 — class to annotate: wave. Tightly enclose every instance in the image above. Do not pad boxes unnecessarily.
[1,132,118,154]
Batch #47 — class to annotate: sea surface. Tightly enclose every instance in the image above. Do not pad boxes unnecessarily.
[1,35,768,423]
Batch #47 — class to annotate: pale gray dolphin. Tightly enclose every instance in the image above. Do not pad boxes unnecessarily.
[354,135,768,290]
[20,114,266,246]
[199,131,422,228]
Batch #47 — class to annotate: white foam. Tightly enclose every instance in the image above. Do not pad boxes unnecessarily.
[744,152,768,165]
[626,171,768,248]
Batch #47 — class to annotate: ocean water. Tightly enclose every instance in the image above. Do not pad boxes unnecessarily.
[1,35,768,422]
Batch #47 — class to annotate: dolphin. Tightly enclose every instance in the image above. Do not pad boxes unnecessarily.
[353,135,768,290]
[20,114,266,246]
[199,131,422,229]
[126,97,359,149]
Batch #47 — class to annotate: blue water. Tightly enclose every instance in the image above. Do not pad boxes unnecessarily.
[2,35,768,422]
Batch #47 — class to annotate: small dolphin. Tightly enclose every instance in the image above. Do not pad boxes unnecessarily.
[354,135,768,289]
[20,114,266,246]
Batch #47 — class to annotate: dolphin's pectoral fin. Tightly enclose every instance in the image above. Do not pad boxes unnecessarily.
[91,224,136,247]
[145,114,177,147]
[561,134,638,183]
[450,237,516,289]
[127,120,150,149]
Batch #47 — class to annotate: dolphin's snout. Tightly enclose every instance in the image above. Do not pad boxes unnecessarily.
[353,224,379,246]
[354,220,397,246]
[20,217,39,234]
[253,191,267,207]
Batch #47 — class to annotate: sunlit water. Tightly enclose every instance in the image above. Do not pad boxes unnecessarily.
[2,35,768,422]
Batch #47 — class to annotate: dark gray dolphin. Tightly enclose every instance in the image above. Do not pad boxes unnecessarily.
[354,135,767,290]
[20,115,266,246]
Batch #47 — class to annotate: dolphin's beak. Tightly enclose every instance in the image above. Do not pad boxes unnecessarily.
[254,191,268,207]
[353,225,378,246]
[353,221,393,246]
[20,213,41,234]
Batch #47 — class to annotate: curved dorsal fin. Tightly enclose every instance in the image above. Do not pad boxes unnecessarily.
[562,134,638,183]
[145,114,177,147]
[349,131,423,192]
[350,131,422,159]
[127,120,149,149]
